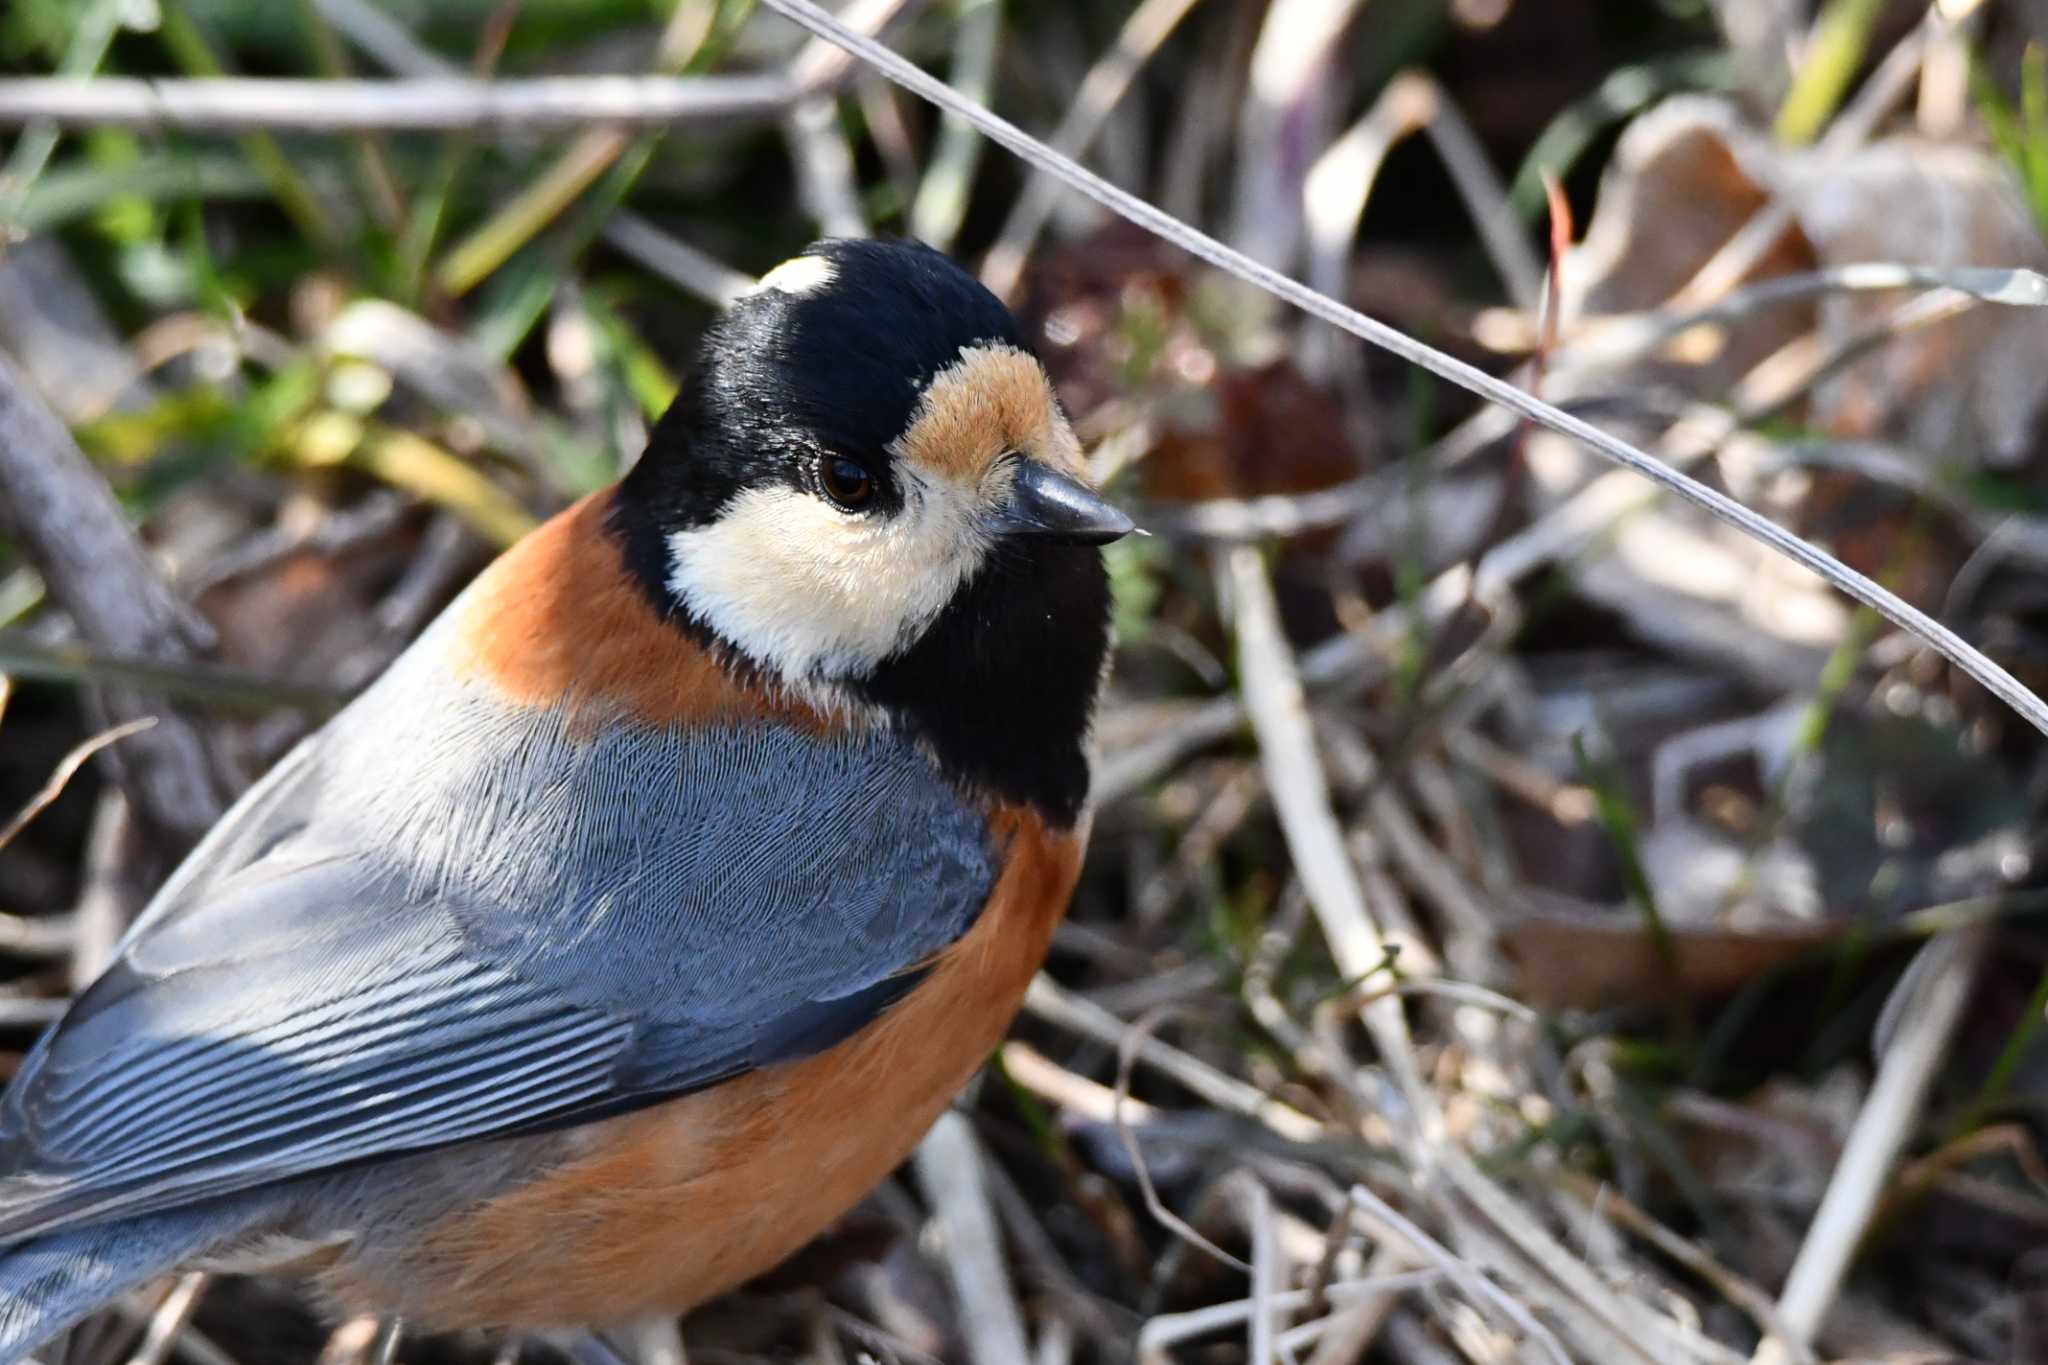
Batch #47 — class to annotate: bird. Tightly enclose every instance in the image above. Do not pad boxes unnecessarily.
[0,236,1132,1361]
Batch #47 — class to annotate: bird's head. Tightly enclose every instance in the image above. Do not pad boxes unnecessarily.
[612,237,1130,817]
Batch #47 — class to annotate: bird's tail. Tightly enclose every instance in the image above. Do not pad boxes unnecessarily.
[0,1201,256,1364]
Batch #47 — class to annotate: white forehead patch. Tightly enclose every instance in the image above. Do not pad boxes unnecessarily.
[749,254,836,297]
[665,474,989,683]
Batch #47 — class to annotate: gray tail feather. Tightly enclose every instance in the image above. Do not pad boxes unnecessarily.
[0,1203,256,1365]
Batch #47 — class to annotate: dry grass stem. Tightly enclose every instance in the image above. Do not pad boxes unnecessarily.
[123,1275,210,1365]
[915,1112,1032,1365]
[0,75,800,132]
[0,718,156,854]
[1774,925,1994,1348]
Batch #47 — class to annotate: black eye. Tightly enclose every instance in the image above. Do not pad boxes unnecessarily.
[818,455,875,510]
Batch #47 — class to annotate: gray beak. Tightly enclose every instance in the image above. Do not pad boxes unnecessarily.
[988,461,1135,546]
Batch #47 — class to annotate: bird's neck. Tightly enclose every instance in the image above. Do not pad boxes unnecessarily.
[604,485,1109,828]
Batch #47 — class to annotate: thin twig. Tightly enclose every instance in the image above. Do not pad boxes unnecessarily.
[914,1112,1032,1365]
[908,0,1003,252]
[1543,1170,1815,1365]
[123,1275,209,1365]
[1227,547,1427,1111]
[312,0,461,77]
[980,0,1204,298]
[368,1317,402,1365]
[757,0,2048,743]
[0,74,799,131]
[1114,1007,1252,1274]
[1347,1185,1572,1365]
[786,95,870,238]
[0,355,234,846]
[1774,925,1992,1348]
[1229,0,1364,270]
[0,718,156,853]
[0,0,126,230]
[1024,974,1323,1142]
[600,214,756,306]
[1239,1173,1280,1365]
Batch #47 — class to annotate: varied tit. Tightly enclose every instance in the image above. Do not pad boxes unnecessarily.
[0,237,1132,1359]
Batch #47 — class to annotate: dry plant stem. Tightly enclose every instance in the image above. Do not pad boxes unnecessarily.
[1300,73,1436,381]
[1227,548,1427,1111]
[0,353,229,845]
[1023,974,1322,1142]
[369,1317,402,1365]
[1436,1133,1748,1364]
[1343,979,1537,1026]
[786,0,928,95]
[856,78,921,205]
[0,718,155,853]
[1346,1185,1571,1365]
[786,96,870,237]
[1133,764,1261,926]
[979,0,1205,299]
[1303,72,1538,314]
[601,213,756,306]
[976,1152,1131,1350]
[0,999,66,1027]
[1112,1008,1252,1274]
[313,0,458,77]
[1030,1316,1071,1365]
[1301,1242,1414,1365]
[0,912,75,957]
[435,0,730,295]
[1668,19,1925,311]
[1772,924,1992,1350]
[757,0,2048,743]
[1557,262,2048,372]
[909,0,1002,252]
[1366,784,1499,961]
[913,1112,1031,1365]
[1000,1041,1157,1125]
[1218,261,2045,545]
[0,0,125,226]
[1235,1172,1281,1365]
[1139,1273,1436,1364]
[1915,5,1973,137]
[70,793,139,989]
[1243,889,1381,1125]
[101,1298,239,1365]
[1423,80,1543,312]
[556,1332,634,1365]
[808,1309,847,1365]
[1155,2,1248,224]
[1230,0,1364,270]
[1136,1288,1318,1363]
[0,75,798,131]
[0,638,344,713]
[316,1316,382,1365]
[1545,1171,1815,1365]
[622,1316,686,1365]
[123,1274,209,1365]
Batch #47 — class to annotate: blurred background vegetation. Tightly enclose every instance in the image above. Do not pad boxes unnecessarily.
[6,1,2048,1362]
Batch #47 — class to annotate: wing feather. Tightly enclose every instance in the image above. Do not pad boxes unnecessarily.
[0,687,999,1242]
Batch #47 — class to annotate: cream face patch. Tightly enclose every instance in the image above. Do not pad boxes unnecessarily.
[666,343,1086,684]
[664,472,987,683]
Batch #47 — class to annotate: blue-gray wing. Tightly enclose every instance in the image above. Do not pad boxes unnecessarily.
[0,695,997,1241]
